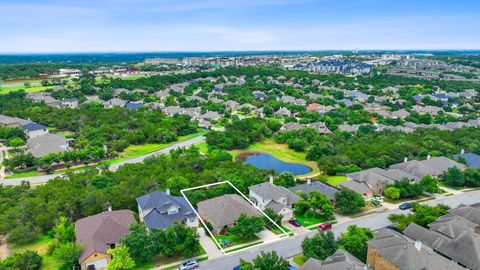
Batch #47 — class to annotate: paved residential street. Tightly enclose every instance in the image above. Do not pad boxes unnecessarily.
[199,190,480,270]
[0,136,206,186]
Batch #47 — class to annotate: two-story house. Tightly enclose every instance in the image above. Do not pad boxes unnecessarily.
[249,180,301,220]
[136,190,198,230]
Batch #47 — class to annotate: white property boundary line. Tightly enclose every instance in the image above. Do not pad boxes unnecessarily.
[181,180,290,255]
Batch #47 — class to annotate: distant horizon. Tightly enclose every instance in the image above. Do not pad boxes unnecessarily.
[1,49,480,55]
[1,0,479,53]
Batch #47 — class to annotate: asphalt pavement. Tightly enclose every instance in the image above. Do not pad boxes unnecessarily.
[0,136,205,186]
[199,190,480,270]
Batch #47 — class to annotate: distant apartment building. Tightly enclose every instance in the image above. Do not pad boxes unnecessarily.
[311,61,372,74]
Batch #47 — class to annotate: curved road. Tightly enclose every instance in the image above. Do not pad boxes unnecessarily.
[0,136,205,186]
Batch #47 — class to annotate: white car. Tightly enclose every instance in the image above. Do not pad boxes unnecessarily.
[179,260,199,270]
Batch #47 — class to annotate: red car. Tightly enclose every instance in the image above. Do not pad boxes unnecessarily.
[317,222,332,231]
[288,219,301,227]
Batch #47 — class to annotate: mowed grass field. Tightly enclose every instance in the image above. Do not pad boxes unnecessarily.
[229,139,320,178]
[0,85,51,94]
[119,131,207,159]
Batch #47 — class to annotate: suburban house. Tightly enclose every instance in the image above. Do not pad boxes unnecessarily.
[200,111,221,122]
[0,114,30,128]
[26,133,69,158]
[306,122,332,135]
[367,228,465,270]
[136,190,198,230]
[342,156,467,198]
[249,181,301,220]
[389,156,466,178]
[197,194,262,234]
[102,98,126,109]
[75,209,136,270]
[61,98,80,109]
[289,180,338,201]
[454,151,480,168]
[253,91,266,100]
[22,122,49,139]
[281,122,303,132]
[125,102,144,111]
[274,107,292,118]
[341,167,418,199]
[300,250,369,270]
[403,203,480,270]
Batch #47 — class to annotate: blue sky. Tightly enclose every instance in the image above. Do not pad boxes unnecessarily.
[1,0,479,52]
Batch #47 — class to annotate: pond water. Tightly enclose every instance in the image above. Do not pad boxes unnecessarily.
[242,153,312,176]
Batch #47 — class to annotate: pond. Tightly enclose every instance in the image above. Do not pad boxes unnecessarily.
[241,153,312,176]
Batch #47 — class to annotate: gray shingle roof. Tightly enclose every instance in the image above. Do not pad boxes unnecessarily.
[26,133,69,158]
[197,194,262,231]
[404,204,480,270]
[454,153,480,168]
[0,115,30,126]
[249,182,301,205]
[289,181,338,201]
[22,122,47,131]
[301,250,369,270]
[390,157,466,178]
[136,191,196,230]
[368,228,465,270]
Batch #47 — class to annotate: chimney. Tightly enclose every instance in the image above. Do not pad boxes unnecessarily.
[415,240,422,251]
[166,188,170,195]
[307,179,311,184]
[107,205,112,212]
[474,225,480,235]
[269,175,274,184]
[404,157,408,163]
[427,155,431,160]
[461,149,465,154]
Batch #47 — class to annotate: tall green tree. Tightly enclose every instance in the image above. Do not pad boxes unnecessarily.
[230,214,265,240]
[251,251,290,270]
[334,189,365,215]
[339,225,374,262]
[302,231,338,260]
[121,223,158,264]
[442,167,465,187]
[107,246,136,270]
[0,250,42,270]
[52,242,82,270]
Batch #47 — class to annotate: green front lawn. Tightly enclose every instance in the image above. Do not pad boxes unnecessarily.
[293,254,308,266]
[5,169,41,179]
[324,175,347,187]
[295,214,329,227]
[195,142,210,154]
[270,225,291,235]
[214,233,259,246]
[120,131,206,159]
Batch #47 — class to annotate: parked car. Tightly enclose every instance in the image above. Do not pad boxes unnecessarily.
[179,259,199,270]
[317,222,332,231]
[288,219,301,227]
[371,196,383,207]
[399,202,412,210]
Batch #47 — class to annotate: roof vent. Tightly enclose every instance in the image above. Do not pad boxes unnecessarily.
[415,240,422,251]
[461,149,465,154]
